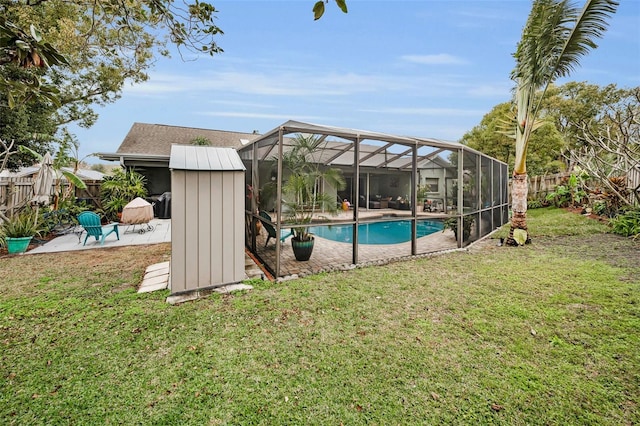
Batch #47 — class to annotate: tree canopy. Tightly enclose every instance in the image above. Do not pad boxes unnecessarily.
[0,0,225,170]
[461,82,632,176]
[0,0,345,172]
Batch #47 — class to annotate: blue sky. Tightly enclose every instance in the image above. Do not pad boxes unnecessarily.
[74,0,640,163]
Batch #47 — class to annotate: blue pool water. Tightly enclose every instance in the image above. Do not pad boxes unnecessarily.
[308,220,443,245]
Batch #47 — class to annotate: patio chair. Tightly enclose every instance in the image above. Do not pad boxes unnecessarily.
[259,211,292,247]
[77,211,120,246]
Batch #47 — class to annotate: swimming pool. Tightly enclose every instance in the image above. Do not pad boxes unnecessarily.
[308,219,443,245]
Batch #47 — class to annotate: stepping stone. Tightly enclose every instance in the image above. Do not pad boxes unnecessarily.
[138,274,169,293]
[138,281,169,293]
[145,268,169,279]
[146,261,170,272]
[213,283,254,294]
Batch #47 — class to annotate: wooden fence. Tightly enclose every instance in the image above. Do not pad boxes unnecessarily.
[528,170,639,205]
[527,172,570,201]
[0,178,102,214]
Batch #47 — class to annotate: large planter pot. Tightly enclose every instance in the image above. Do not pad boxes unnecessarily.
[6,236,33,254]
[291,237,314,261]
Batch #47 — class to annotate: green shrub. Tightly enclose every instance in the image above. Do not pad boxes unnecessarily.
[592,200,608,216]
[527,199,545,209]
[609,208,640,238]
[546,170,589,208]
[100,168,148,221]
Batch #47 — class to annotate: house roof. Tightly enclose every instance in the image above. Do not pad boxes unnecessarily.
[99,123,260,163]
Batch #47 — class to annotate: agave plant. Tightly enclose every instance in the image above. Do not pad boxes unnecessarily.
[0,207,41,238]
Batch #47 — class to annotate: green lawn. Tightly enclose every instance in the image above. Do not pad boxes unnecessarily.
[1,207,638,425]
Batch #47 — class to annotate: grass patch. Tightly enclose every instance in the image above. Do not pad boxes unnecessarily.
[1,211,638,425]
[492,206,610,239]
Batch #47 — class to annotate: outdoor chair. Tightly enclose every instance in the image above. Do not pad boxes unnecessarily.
[77,211,120,246]
[259,211,292,247]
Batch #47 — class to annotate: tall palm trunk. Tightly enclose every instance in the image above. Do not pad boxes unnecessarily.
[505,0,618,246]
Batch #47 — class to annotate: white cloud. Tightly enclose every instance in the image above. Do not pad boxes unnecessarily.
[358,107,484,117]
[467,83,513,98]
[124,69,406,98]
[198,111,323,121]
[401,54,468,65]
[207,100,276,109]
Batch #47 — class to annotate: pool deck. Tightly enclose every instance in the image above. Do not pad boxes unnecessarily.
[251,209,461,279]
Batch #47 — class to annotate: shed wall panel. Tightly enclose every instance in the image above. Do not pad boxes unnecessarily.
[170,168,245,295]
[210,173,224,284]
[220,172,244,282]
[198,172,212,286]
[184,172,200,291]
[232,172,245,278]
[170,171,187,293]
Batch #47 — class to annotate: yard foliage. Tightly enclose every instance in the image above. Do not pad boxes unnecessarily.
[0,208,638,425]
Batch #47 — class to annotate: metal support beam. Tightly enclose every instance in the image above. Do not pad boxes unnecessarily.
[411,144,417,255]
[353,136,360,265]
[275,127,284,277]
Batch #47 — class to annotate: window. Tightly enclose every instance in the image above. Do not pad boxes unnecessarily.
[425,178,439,193]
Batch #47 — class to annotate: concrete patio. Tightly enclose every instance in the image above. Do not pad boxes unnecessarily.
[26,218,266,290]
[28,218,172,254]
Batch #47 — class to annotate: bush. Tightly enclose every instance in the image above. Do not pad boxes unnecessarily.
[546,171,589,208]
[527,199,546,209]
[100,168,148,221]
[609,208,640,238]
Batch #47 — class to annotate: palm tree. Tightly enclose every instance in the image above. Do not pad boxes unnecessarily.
[506,0,618,246]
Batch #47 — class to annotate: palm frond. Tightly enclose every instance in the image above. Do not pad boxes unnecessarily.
[513,0,618,92]
[552,0,619,80]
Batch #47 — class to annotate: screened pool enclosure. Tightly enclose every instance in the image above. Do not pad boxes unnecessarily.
[238,121,509,278]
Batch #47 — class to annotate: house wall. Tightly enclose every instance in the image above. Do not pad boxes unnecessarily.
[138,167,171,196]
[420,168,451,197]
[170,169,244,294]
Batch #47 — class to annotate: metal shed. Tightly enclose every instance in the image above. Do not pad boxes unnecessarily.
[169,145,246,294]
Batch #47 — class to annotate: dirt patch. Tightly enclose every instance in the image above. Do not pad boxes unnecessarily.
[564,206,610,224]
[472,232,638,285]
[537,233,639,269]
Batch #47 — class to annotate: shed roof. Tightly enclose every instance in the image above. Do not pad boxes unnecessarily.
[169,145,246,171]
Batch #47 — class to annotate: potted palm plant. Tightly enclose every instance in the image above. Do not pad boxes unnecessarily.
[1,208,40,254]
[279,134,345,261]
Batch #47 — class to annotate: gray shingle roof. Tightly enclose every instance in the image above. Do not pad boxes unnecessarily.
[116,123,260,156]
